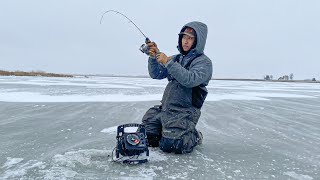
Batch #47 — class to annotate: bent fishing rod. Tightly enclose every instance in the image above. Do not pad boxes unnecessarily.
[100,10,151,54]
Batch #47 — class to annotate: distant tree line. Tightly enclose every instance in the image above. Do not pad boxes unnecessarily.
[0,70,73,77]
[264,73,317,81]
[264,75,273,80]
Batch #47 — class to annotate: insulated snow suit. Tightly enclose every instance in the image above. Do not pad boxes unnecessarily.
[142,21,213,154]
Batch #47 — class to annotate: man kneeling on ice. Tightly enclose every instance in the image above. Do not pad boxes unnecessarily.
[142,21,213,154]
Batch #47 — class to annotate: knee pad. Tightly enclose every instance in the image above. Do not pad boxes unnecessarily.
[146,134,161,147]
[159,137,184,154]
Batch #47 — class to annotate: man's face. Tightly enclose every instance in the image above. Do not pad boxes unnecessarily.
[182,34,195,52]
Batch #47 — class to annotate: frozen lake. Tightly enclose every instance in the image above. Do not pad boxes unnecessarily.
[0,76,319,179]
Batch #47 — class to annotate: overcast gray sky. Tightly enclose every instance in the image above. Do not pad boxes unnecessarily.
[1,0,319,79]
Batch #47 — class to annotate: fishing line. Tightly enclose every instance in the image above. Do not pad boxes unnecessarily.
[100,10,148,39]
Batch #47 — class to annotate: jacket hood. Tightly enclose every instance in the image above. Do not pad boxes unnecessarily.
[178,21,208,54]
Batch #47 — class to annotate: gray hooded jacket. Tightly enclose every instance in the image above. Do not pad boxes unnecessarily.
[148,21,213,110]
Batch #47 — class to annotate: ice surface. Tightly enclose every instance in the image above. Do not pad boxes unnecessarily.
[101,126,118,134]
[0,76,319,179]
[0,91,163,102]
[1,157,24,169]
[284,171,314,180]
[0,76,317,102]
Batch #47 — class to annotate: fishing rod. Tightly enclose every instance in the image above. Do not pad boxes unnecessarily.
[100,10,151,55]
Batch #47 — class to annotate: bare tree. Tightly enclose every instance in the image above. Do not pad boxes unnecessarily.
[265,75,270,80]
[289,73,294,80]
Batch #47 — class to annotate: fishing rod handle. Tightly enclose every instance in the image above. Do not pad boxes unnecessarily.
[145,38,151,44]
